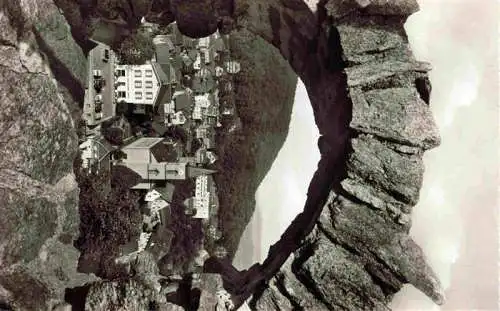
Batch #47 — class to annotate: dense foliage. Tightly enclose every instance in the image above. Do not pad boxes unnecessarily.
[214,29,297,257]
[74,157,142,279]
[113,31,155,65]
[159,179,203,275]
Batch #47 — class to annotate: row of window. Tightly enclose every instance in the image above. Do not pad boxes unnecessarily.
[134,80,154,88]
[134,69,153,78]
[117,69,154,77]
[134,91,154,100]
[117,90,154,100]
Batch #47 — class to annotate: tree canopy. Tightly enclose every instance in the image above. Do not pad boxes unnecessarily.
[114,31,155,65]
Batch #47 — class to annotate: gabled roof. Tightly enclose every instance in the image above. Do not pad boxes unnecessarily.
[173,91,192,111]
[187,166,217,178]
[151,62,174,107]
[123,137,164,149]
[155,43,171,64]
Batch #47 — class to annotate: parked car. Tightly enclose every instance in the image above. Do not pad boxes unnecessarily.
[95,102,102,113]
[95,94,103,103]
[102,49,110,62]
[93,69,102,78]
[95,112,103,120]
[94,78,105,92]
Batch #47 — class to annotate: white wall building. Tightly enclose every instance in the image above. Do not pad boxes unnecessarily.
[193,175,210,219]
[115,63,160,106]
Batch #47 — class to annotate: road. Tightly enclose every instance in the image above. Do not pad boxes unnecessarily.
[89,44,115,120]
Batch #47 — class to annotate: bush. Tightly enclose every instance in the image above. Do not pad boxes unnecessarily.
[113,31,155,65]
[103,126,124,145]
[75,165,142,279]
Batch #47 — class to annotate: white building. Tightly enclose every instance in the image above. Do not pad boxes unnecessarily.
[79,137,113,173]
[225,61,241,74]
[193,175,210,219]
[115,63,160,106]
[114,62,175,114]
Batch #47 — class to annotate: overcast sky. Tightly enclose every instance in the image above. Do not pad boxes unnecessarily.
[234,1,499,310]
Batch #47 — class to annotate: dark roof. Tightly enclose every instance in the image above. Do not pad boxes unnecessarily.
[174,92,192,111]
[155,43,171,64]
[156,183,175,202]
[212,38,226,52]
[192,76,215,93]
[152,121,167,136]
[187,166,217,178]
[111,165,143,189]
[152,62,174,107]
[150,142,179,162]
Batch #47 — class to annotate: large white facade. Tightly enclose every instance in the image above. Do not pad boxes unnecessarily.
[193,175,210,219]
[115,63,160,106]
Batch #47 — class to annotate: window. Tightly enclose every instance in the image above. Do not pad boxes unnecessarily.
[134,70,142,77]
[145,69,153,77]
[116,69,125,77]
[134,80,142,88]
[117,91,126,98]
[145,80,153,88]
[135,91,142,100]
[146,92,153,100]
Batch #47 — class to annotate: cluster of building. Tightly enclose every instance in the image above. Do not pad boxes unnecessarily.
[80,21,240,266]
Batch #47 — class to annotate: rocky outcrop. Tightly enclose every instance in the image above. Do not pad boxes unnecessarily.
[248,1,443,310]
[84,279,183,311]
[0,1,94,310]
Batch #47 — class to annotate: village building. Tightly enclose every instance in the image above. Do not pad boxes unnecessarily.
[114,61,176,115]
[196,125,217,149]
[224,60,241,74]
[79,136,114,173]
[184,175,211,219]
[118,137,187,189]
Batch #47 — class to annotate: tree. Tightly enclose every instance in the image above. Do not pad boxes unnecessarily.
[113,31,155,65]
[75,167,142,279]
[103,126,124,145]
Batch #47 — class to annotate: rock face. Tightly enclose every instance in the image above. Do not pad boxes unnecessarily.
[249,1,444,310]
[0,1,95,310]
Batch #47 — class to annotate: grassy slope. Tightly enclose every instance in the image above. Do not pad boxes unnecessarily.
[215,29,297,258]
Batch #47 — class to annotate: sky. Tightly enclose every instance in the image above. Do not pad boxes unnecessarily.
[233,0,499,310]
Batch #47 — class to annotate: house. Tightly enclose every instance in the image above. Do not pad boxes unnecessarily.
[170,111,187,125]
[119,137,188,189]
[192,75,216,94]
[121,137,175,163]
[225,61,241,74]
[195,148,218,165]
[172,90,192,112]
[192,175,210,219]
[79,136,114,173]
[215,66,224,77]
[114,61,174,115]
[195,125,216,149]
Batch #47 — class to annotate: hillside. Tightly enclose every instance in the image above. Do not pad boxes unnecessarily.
[215,29,298,258]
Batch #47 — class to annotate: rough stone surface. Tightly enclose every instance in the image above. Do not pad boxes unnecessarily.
[350,87,440,149]
[197,273,226,310]
[346,135,424,205]
[85,279,182,311]
[325,0,420,19]
[295,235,390,311]
[0,1,94,310]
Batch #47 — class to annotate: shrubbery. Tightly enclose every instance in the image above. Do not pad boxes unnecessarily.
[74,158,142,279]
